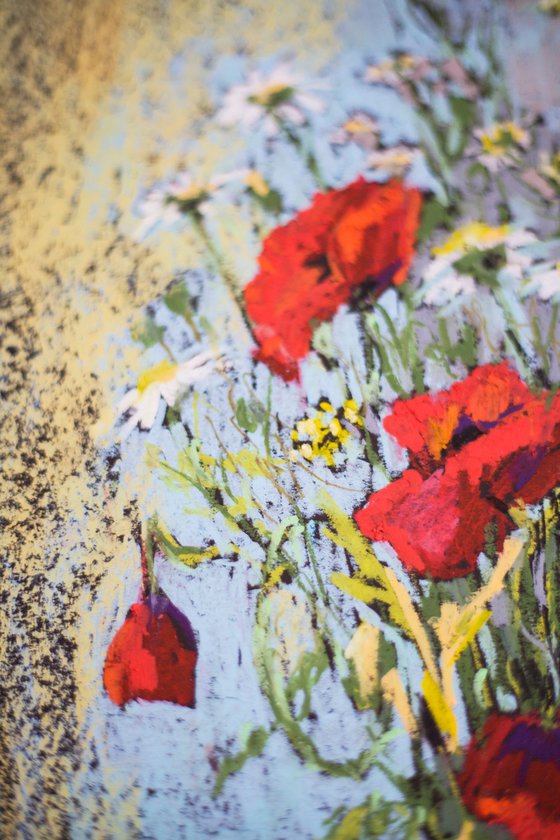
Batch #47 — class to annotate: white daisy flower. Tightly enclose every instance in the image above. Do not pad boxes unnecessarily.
[366,145,422,178]
[134,170,249,241]
[523,263,560,301]
[329,112,379,151]
[421,222,537,306]
[468,121,530,173]
[117,351,220,439]
[423,268,476,305]
[216,63,325,137]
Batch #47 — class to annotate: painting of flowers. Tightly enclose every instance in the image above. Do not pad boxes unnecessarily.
[3,1,560,839]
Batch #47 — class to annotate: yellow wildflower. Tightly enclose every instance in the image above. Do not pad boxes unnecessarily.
[343,399,363,426]
[290,400,362,465]
[300,443,314,461]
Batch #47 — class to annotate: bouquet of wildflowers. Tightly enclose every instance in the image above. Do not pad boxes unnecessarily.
[103,2,560,837]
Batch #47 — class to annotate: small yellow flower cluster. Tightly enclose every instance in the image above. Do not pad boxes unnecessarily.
[478,121,529,158]
[290,400,362,466]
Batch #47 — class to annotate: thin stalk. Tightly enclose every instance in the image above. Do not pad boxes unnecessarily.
[182,307,202,342]
[294,504,328,605]
[191,214,253,337]
[493,287,547,386]
[263,375,272,459]
[277,120,327,190]
[140,521,158,597]
[159,337,177,362]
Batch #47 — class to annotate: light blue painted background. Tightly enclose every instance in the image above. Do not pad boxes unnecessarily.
[75,2,560,838]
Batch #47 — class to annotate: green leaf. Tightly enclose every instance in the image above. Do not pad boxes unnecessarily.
[252,188,283,214]
[163,282,191,316]
[235,397,265,433]
[436,318,477,367]
[163,282,201,339]
[447,96,476,159]
[131,316,165,348]
[417,196,450,244]
[285,649,328,720]
[162,405,181,427]
[212,727,270,797]
[154,522,221,567]
[466,161,490,182]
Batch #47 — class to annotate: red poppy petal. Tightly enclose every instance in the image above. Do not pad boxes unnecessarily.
[446,393,560,505]
[354,468,510,580]
[328,178,422,289]
[383,362,533,473]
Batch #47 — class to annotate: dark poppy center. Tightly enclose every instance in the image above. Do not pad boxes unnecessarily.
[303,253,331,284]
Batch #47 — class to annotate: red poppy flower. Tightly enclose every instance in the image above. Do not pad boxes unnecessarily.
[354,468,511,579]
[104,593,197,707]
[355,363,560,579]
[459,713,560,839]
[244,177,422,381]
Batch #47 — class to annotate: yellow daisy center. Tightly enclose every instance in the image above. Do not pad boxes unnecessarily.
[432,222,510,257]
[479,121,528,156]
[137,359,178,393]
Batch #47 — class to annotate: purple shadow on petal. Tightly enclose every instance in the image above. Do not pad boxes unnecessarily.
[147,593,198,651]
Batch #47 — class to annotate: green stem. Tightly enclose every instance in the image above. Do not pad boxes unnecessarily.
[254,619,386,779]
[494,172,510,215]
[493,287,547,386]
[182,307,202,342]
[357,305,392,470]
[294,505,328,605]
[140,519,158,596]
[277,120,327,190]
[191,214,253,337]
[159,337,177,362]
[263,375,272,459]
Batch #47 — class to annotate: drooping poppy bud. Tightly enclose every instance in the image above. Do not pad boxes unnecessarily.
[103,592,197,708]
